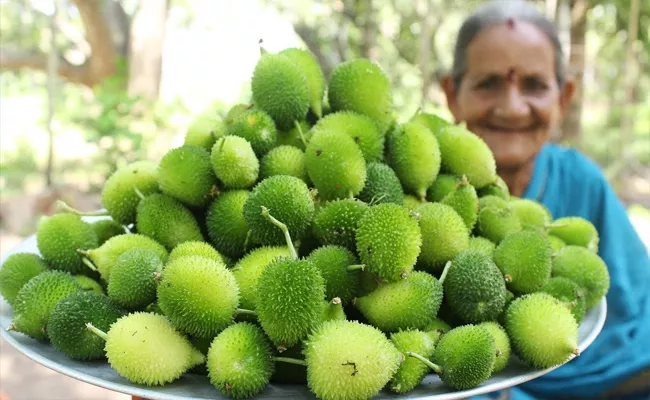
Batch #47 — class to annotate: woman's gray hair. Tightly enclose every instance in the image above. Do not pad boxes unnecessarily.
[451,0,566,87]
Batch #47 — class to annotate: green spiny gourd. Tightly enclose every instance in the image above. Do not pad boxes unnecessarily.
[355,203,422,282]
[101,160,160,225]
[210,135,259,189]
[0,253,48,307]
[107,248,163,310]
[548,234,567,253]
[403,195,424,212]
[90,219,126,245]
[539,276,587,323]
[477,175,510,200]
[327,58,394,133]
[47,291,124,360]
[184,108,228,151]
[357,162,405,206]
[260,145,309,183]
[251,52,309,130]
[552,245,610,309]
[167,241,223,265]
[477,195,522,243]
[310,111,385,162]
[135,192,204,251]
[9,270,81,340]
[510,198,553,231]
[426,174,460,202]
[548,217,599,252]
[228,109,277,157]
[410,111,452,138]
[305,129,367,201]
[354,270,443,332]
[279,48,325,119]
[276,120,312,150]
[390,329,438,393]
[441,175,479,231]
[505,292,579,369]
[468,236,496,259]
[493,229,553,294]
[206,190,251,259]
[36,213,98,275]
[313,198,368,251]
[73,275,104,294]
[423,318,452,335]
[478,321,511,374]
[415,202,469,274]
[307,245,362,305]
[224,103,253,126]
[157,145,218,208]
[386,121,441,200]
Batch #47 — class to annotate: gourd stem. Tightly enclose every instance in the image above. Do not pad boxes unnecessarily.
[261,206,297,259]
[406,351,442,374]
[273,357,307,367]
[86,322,108,341]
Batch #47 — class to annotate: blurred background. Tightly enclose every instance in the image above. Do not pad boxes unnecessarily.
[0,0,648,399]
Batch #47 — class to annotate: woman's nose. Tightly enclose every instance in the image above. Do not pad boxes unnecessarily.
[494,86,530,118]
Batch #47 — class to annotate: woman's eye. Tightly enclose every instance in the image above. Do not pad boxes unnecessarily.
[476,77,500,90]
[523,77,549,93]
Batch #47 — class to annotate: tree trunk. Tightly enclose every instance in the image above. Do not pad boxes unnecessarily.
[127,0,169,99]
[46,2,61,188]
[560,0,587,146]
[418,0,433,107]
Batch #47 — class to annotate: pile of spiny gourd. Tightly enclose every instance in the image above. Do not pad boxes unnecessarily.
[0,45,610,400]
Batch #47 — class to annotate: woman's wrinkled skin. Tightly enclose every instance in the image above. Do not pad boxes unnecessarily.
[442,21,575,197]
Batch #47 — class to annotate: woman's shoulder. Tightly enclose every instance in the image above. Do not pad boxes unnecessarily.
[542,142,608,188]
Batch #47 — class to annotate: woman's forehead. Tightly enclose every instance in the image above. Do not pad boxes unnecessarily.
[464,21,556,77]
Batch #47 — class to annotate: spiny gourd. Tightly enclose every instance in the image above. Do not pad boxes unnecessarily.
[426,174,460,202]
[224,103,253,126]
[210,135,260,189]
[505,292,579,369]
[539,276,587,323]
[312,198,368,251]
[276,120,311,150]
[357,162,405,206]
[386,121,441,200]
[0,253,49,307]
[478,321,511,374]
[548,216,599,252]
[73,275,104,294]
[510,198,553,230]
[157,145,218,208]
[36,213,98,275]
[307,245,362,305]
[157,255,241,338]
[327,58,394,134]
[86,312,205,386]
[478,175,510,200]
[415,202,469,274]
[355,203,422,282]
[403,194,424,212]
[410,111,452,138]
[303,319,404,400]
[441,175,479,231]
[468,236,496,259]
[476,195,522,243]
[135,192,204,251]
[167,241,223,264]
[106,248,163,310]
[310,111,384,162]
[305,129,367,201]
[90,219,126,245]
[184,108,228,151]
[552,245,610,309]
[260,145,309,183]
[206,190,251,259]
[279,47,325,119]
[493,229,552,294]
[389,329,438,394]
[9,270,82,340]
[47,291,124,360]
[228,109,277,156]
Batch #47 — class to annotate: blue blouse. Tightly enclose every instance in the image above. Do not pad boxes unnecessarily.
[478,143,650,399]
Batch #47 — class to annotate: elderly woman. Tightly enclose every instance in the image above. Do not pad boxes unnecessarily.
[440,1,650,399]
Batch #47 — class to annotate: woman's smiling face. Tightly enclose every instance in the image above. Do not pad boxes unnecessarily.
[443,20,574,171]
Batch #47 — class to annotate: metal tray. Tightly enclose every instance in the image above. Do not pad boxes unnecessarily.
[0,233,607,400]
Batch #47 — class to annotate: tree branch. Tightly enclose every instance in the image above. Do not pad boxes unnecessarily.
[71,0,119,81]
[0,47,90,85]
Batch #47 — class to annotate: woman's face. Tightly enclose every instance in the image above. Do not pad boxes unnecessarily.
[442,21,575,171]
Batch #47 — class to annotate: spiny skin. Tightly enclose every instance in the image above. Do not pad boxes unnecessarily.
[510,198,552,230]
[157,145,218,208]
[103,312,205,386]
[228,109,277,157]
[468,236,496,259]
[47,291,123,360]
[320,299,347,323]
[311,111,385,162]
[210,135,259,189]
[355,203,422,282]
[552,245,610,309]
[73,275,104,294]
[37,214,98,274]
[260,145,309,183]
[403,195,424,212]
[11,270,81,340]
[493,229,552,294]
[224,103,253,126]
[477,175,510,200]
[0,253,48,307]
[327,58,394,133]
[548,217,599,252]
[231,246,292,311]
[84,233,168,282]
[386,122,441,200]
[505,292,579,369]
[415,202,469,274]
[444,251,507,324]
[251,53,309,130]
[441,178,479,231]
[354,271,443,332]
[90,219,126,245]
[478,322,511,374]
[101,160,159,225]
[135,193,204,251]
[424,318,451,335]
[357,162,405,206]
[157,256,239,338]
[303,320,403,400]
[184,110,227,151]
[107,248,162,310]
[548,234,567,253]
[255,258,325,348]
[206,190,251,259]
[426,174,460,202]
[308,245,360,305]
[540,276,587,323]
[432,325,496,390]
[167,241,223,265]
[280,48,325,118]
[276,120,312,150]
[477,196,522,244]
[437,124,497,189]
[390,329,437,394]
[243,175,315,246]
[305,129,367,201]
[410,112,452,138]
[313,198,369,251]
[207,322,275,400]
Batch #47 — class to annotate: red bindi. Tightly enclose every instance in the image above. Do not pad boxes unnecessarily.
[507,18,516,29]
